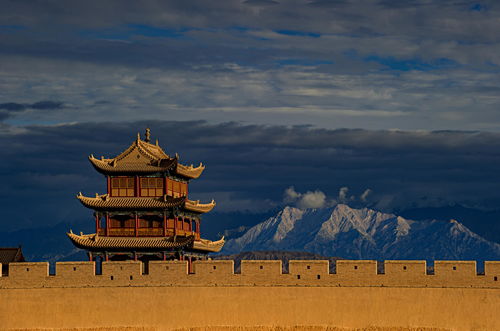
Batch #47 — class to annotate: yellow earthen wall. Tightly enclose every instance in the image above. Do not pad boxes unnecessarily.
[2,260,500,289]
[1,286,499,331]
[485,261,500,283]
[288,260,329,282]
[1,260,500,330]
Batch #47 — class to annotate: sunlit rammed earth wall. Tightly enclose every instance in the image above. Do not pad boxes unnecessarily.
[1,260,499,330]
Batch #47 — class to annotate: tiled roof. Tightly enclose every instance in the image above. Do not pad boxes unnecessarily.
[77,194,186,210]
[88,135,205,178]
[67,231,195,250]
[77,194,215,214]
[0,247,25,264]
[89,156,177,174]
[67,231,225,252]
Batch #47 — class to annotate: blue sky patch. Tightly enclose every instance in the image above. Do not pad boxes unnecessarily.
[274,29,321,38]
[470,3,487,12]
[364,56,458,71]
[79,25,192,41]
[0,25,26,33]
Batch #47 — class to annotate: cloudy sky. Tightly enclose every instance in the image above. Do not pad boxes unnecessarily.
[1,0,500,232]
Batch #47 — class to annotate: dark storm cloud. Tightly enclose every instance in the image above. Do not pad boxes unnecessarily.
[1,121,500,231]
[0,101,65,112]
[243,0,280,6]
[0,101,66,121]
[0,103,26,111]
[31,101,65,110]
[1,0,499,131]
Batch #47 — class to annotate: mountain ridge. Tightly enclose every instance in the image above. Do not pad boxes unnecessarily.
[222,204,500,261]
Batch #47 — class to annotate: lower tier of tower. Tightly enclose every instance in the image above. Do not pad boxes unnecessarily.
[67,231,225,258]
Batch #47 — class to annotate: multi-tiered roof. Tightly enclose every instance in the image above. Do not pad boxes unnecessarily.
[67,129,224,259]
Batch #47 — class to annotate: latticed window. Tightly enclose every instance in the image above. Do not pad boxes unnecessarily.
[140,177,164,197]
[167,179,187,197]
[111,177,134,197]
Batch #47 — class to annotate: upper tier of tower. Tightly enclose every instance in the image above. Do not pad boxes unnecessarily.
[88,130,204,179]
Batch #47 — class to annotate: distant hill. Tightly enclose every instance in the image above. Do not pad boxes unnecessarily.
[0,221,89,263]
[399,205,500,244]
[222,204,500,261]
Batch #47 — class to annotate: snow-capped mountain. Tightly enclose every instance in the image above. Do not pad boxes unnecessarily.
[222,204,500,260]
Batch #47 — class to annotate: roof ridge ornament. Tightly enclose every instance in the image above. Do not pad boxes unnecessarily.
[145,128,151,143]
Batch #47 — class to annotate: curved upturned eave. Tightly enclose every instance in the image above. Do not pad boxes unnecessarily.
[76,194,186,210]
[176,163,205,179]
[184,199,216,213]
[192,236,225,253]
[88,156,177,175]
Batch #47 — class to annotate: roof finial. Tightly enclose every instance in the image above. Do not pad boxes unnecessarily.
[145,128,151,143]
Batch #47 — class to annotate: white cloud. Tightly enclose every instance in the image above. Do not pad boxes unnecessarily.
[283,186,327,209]
[360,188,372,202]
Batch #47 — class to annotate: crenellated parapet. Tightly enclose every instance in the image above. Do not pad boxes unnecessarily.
[1,260,499,289]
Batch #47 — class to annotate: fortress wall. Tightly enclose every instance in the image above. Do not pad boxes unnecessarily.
[52,262,96,287]
[9,262,49,278]
[146,261,188,286]
[433,261,477,287]
[1,286,499,331]
[191,260,236,285]
[55,262,95,278]
[288,260,329,282]
[382,260,427,287]
[192,260,235,276]
[240,260,284,285]
[5,262,49,287]
[335,260,378,286]
[485,261,500,275]
[1,260,500,289]
[484,261,500,285]
[101,261,143,286]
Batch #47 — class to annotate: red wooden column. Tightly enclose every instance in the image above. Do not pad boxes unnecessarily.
[134,212,139,237]
[95,212,100,234]
[164,177,168,196]
[188,256,192,274]
[162,252,167,261]
[105,213,109,236]
[173,217,177,236]
[163,211,167,236]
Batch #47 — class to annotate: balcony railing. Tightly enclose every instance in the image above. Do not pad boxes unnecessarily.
[96,227,199,238]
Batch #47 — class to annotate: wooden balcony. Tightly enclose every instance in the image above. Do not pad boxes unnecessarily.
[96,227,200,239]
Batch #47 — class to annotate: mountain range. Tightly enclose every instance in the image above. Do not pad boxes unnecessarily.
[221,204,500,261]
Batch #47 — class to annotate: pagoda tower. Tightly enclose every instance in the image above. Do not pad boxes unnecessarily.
[68,129,224,265]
